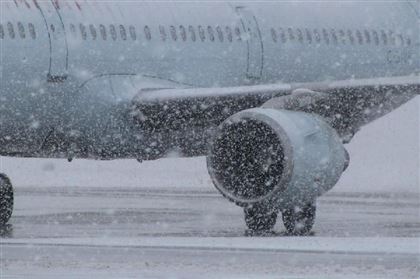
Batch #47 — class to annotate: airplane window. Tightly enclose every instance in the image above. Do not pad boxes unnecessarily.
[198,25,205,42]
[170,25,177,41]
[129,26,136,40]
[322,28,330,44]
[388,30,396,46]
[330,29,338,44]
[207,26,215,42]
[119,25,127,40]
[80,24,87,40]
[188,25,196,42]
[144,25,151,41]
[17,22,25,39]
[180,25,187,41]
[7,22,16,39]
[7,22,15,39]
[313,29,321,43]
[225,26,232,42]
[216,26,223,42]
[396,34,404,46]
[69,24,77,37]
[364,30,371,44]
[0,24,3,39]
[406,36,411,46]
[271,28,277,42]
[99,24,107,40]
[305,29,312,44]
[287,27,294,41]
[347,30,355,44]
[279,28,286,43]
[90,24,97,40]
[372,30,379,45]
[339,29,346,44]
[356,30,363,44]
[380,30,388,45]
[296,29,303,43]
[234,27,242,41]
[159,26,167,41]
[109,25,117,41]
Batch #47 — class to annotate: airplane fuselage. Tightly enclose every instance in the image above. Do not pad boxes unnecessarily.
[0,0,419,159]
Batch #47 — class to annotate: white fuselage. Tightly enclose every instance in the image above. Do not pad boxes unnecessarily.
[0,0,419,158]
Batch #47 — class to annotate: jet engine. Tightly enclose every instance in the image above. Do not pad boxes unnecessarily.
[207,108,348,234]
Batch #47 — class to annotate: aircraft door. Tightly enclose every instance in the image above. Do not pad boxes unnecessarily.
[235,7,264,80]
[35,0,68,82]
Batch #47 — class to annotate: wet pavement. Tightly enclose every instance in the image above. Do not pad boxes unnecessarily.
[1,186,419,278]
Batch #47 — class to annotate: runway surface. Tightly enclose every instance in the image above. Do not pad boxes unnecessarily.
[1,185,419,279]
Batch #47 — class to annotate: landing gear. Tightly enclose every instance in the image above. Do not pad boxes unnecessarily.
[282,202,316,236]
[0,174,13,226]
[244,204,278,235]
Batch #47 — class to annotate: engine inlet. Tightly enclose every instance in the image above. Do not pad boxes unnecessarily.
[208,119,286,202]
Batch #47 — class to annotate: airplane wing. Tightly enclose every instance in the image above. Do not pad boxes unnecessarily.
[131,74,419,139]
[134,74,420,102]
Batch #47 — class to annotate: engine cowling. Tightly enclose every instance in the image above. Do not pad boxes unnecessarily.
[206,108,348,208]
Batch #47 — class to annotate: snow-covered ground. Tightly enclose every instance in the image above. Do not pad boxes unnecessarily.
[0,97,419,278]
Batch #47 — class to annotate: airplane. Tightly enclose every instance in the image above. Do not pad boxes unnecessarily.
[0,0,419,235]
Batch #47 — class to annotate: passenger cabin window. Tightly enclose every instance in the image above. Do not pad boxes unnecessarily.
[30,24,38,38]
[347,30,355,44]
[279,28,286,43]
[80,24,87,40]
[380,30,388,45]
[234,27,242,41]
[90,24,97,40]
[207,26,215,42]
[188,25,196,42]
[364,30,371,44]
[198,25,205,41]
[305,28,312,44]
[159,26,167,41]
[110,25,117,41]
[313,29,321,43]
[70,24,76,38]
[50,24,55,34]
[99,24,107,40]
[330,29,338,44]
[296,29,303,43]
[129,26,136,40]
[287,27,294,41]
[322,29,330,44]
[356,30,363,44]
[144,26,151,41]
[120,25,127,40]
[271,28,277,42]
[180,25,187,41]
[225,26,233,42]
[8,22,15,39]
[170,25,177,41]
[216,26,223,42]
[17,22,25,39]
[396,34,404,46]
[0,24,4,39]
[389,31,396,45]
[338,30,346,44]
[372,30,379,45]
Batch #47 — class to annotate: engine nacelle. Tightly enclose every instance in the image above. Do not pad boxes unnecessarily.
[207,108,348,209]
